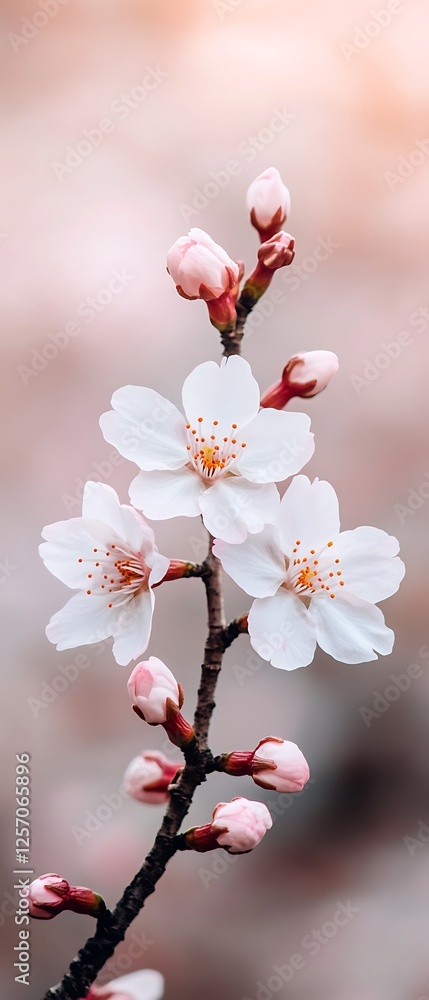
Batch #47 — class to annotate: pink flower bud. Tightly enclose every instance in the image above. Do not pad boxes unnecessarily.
[86,969,164,1000]
[123,751,182,804]
[218,737,310,793]
[127,658,180,725]
[247,167,291,240]
[28,874,70,920]
[167,228,239,301]
[260,350,339,409]
[29,874,104,920]
[251,738,310,792]
[127,658,195,748]
[184,797,272,855]
[257,231,295,270]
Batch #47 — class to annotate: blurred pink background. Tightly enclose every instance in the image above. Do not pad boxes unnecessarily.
[2,1,429,998]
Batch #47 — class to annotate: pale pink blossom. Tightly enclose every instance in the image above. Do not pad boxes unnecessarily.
[261,351,339,408]
[214,475,405,671]
[123,751,181,804]
[166,227,239,300]
[247,167,290,238]
[100,357,314,544]
[40,482,169,666]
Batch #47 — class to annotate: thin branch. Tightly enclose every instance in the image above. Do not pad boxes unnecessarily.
[42,542,230,1000]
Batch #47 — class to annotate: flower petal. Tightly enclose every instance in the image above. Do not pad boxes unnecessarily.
[148,552,171,586]
[129,468,203,520]
[213,525,286,597]
[310,592,394,663]
[182,357,260,434]
[111,590,154,666]
[234,410,314,483]
[82,481,155,553]
[40,517,111,589]
[45,592,114,650]
[199,478,280,543]
[278,475,340,554]
[100,386,188,471]
[333,526,405,604]
[95,970,164,1000]
[248,590,317,670]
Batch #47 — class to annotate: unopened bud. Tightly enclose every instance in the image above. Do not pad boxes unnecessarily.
[28,874,104,921]
[218,737,310,792]
[257,231,295,270]
[261,351,339,408]
[239,232,295,307]
[127,658,195,749]
[123,750,182,804]
[183,796,272,855]
[167,227,240,332]
[247,167,290,241]
[154,560,199,585]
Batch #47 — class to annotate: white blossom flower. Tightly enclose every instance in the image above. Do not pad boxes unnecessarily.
[213,475,405,670]
[39,482,169,666]
[99,357,314,543]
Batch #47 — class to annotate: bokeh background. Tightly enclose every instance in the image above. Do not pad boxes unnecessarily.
[2,1,429,998]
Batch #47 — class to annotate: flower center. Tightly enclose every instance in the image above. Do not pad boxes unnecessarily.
[286,539,345,600]
[77,543,150,607]
[185,418,247,480]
